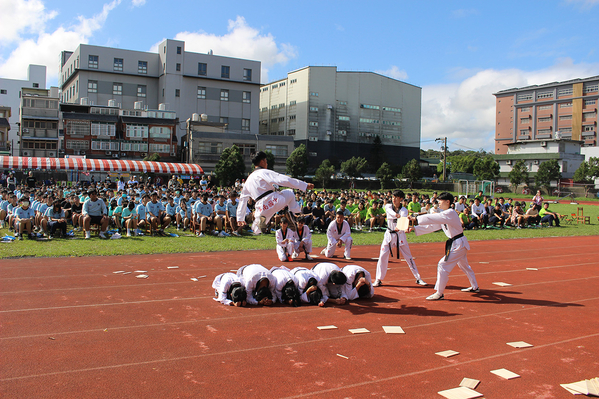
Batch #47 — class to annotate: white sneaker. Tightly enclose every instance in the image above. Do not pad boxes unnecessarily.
[305,254,313,261]
[291,252,299,259]
[373,280,382,287]
[426,292,444,301]
[199,232,205,237]
[232,231,241,237]
[320,248,326,255]
[344,255,351,260]
[85,231,91,239]
[416,279,428,286]
[127,231,132,237]
[99,231,107,239]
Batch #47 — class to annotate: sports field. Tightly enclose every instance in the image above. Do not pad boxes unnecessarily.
[2,235,598,398]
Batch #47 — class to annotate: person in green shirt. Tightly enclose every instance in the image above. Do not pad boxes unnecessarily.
[459,207,477,230]
[539,202,562,227]
[407,193,423,215]
[366,201,385,232]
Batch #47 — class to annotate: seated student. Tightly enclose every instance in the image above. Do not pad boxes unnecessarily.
[82,189,109,239]
[213,195,229,237]
[429,200,441,214]
[236,264,276,306]
[226,192,243,236]
[294,217,313,260]
[470,198,488,228]
[290,267,326,306]
[175,200,191,231]
[165,196,178,228]
[488,203,506,228]
[351,201,367,230]
[539,202,561,227]
[108,199,123,231]
[511,201,525,228]
[136,194,149,234]
[275,217,298,261]
[0,190,9,229]
[36,195,53,233]
[146,192,170,236]
[336,200,353,227]
[300,199,314,227]
[310,200,326,232]
[322,210,353,260]
[121,201,138,237]
[212,272,247,307]
[14,196,35,240]
[523,204,541,226]
[323,199,337,226]
[312,262,348,305]
[365,201,385,232]
[459,207,477,230]
[407,193,424,216]
[342,264,374,300]
[194,194,214,237]
[269,266,301,306]
[45,200,67,239]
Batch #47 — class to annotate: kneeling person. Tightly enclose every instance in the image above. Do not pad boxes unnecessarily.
[275,217,298,261]
[290,267,326,306]
[342,265,374,300]
[270,266,301,306]
[312,262,348,305]
[236,264,276,306]
[322,211,353,260]
[294,217,313,260]
[212,272,247,307]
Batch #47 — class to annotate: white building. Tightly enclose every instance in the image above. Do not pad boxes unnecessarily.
[259,66,421,168]
[0,65,47,155]
[59,39,261,146]
[493,138,585,186]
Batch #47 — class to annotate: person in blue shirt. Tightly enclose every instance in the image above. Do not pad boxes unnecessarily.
[194,194,214,237]
[165,196,178,225]
[136,194,149,234]
[14,196,36,240]
[82,189,109,239]
[175,200,191,231]
[213,195,229,237]
[226,191,242,236]
[146,191,170,236]
[45,200,67,238]
[0,189,9,229]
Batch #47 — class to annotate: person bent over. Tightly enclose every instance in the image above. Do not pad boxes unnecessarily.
[270,266,301,306]
[236,264,276,306]
[312,262,349,305]
[290,267,326,306]
[212,272,247,307]
[343,264,374,300]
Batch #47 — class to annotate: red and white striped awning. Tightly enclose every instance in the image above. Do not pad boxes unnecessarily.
[0,156,203,175]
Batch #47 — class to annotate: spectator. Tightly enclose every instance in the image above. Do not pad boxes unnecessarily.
[82,189,109,239]
[539,202,562,227]
[26,171,36,189]
[459,207,477,230]
[146,191,170,236]
[45,200,67,239]
[471,198,488,228]
[213,195,229,236]
[365,201,385,232]
[532,190,544,207]
[194,194,214,237]
[14,196,35,240]
[121,201,139,237]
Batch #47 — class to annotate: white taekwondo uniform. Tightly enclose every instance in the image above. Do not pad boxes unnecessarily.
[269,266,300,304]
[415,209,478,295]
[375,204,422,282]
[275,227,298,261]
[324,219,352,258]
[312,262,348,301]
[236,264,277,305]
[290,267,327,304]
[342,265,374,300]
[294,224,313,255]
[236,167,308,234]
[212,272,243,306]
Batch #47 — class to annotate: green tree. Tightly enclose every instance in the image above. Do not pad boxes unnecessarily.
[340,156,368,178]
[508,159,529,190]
[376,162,394,189]
[589,157,599,178]
[401,158,422,189]
[143,153,161,162]
[214,145,245,187]
[315,159,335,189]
[265,150,275,170]
[473,156,500,181]
[573,161,593,183]
[535,159,561,192]
[369,136,385,172]
[286,144,308,178]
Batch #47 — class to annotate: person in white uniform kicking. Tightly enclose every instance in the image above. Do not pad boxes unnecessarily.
[237,151,314,234]
[322,211,353,260]
[212,272,247,306]
[374,190,426,287]
[275,217,298,261]
[236,264,277,305]
[409,192,479,301]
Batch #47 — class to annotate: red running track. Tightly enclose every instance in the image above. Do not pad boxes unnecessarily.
[1,236,598,398]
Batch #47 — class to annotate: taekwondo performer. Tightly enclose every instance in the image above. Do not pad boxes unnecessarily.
[294,217,313,260]
[322,211,353,260]
[342,264,374,300]
[236,264,277,306]
[237,151,314,234]
[291,266,327,306]
[212,272,247,307]
[312,262,349,305]
[409,192,479,300]
[269,266,301,306]
[374,190,427,287]
[275,217,298,261]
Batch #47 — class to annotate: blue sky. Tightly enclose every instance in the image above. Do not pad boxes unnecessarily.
[1,0,599,151]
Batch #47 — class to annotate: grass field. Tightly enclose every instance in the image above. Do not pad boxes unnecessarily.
[1,202,597,259]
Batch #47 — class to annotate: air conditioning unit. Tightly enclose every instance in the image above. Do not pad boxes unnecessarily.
[534,160,539,165]
[540,141,547,147]
[79,150,86,155]
[170,152,176,157]
[105,151,112,155]
[141,152,147,157]
[506,160,512,165]
[327,104,333,109]
[134,101,143,110]
[22,150,31,156]
[48,151,56,157]
[121,152,126,156]
[23,128,29,133]
[112,154,119,158]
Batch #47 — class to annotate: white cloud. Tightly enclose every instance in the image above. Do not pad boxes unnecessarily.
[375,65,408,81]
[151,16,297,82]
[421,58,599,151]
[0,0,121,81]
[131,0,146,7]
[0,0,58,44]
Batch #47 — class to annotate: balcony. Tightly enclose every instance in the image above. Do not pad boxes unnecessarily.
[21,128,59,138]
[20,107,59,119]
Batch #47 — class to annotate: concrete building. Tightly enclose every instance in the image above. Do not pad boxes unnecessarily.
[494,76,598,154]
[59,39,261,146]
[61,101,178,161]
[184,117,293,174]
[0,106,11,155]
[19,88,60,158]
[259,66,421,168]
[493,138,585,186]
[0,65,48,155]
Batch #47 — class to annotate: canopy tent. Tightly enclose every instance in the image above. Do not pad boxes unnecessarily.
[0,156,203,175]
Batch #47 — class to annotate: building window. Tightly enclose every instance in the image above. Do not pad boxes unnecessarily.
[359,118,379,124]
[88,80,98,93]
[242,91,251,103]
[537,91,553,99]
[289,100,296,106]
[290,79,297,84]
[309,121,318,127]
[560,102,572,108]
[338,116,350,121]
[221,65,230,78]
[288,129,295,135]
[279,103,285,108]
[197,142,222,154]
[361,104,380,110]
[558,87,573,96]
[271,105,277,110]
[584,125,595,131]
[382,120,400,126]
[517,93,533,101]
[198,63,207,76]
[278,117,284,122]
[272,84,278,89]
[382,106,401,112]
[584,84,598,93]
[585,99,596,105]
[310,92,319,97]
[261,107,267,112]
[279,82,285,87]
[242,119,250,131]
[176,46,182,54]
[0,89,6,94]
[265,144,288,157]
[309,106,318,112]
[88,55,99,69]
[309,152,317,157]
[520,118,530,124]
[138,61,147,74]
[289,115,296,120]
[197,87,206,99]
[113,58,123,71]
[137,85,146,98]
[176,63,181,72]
[220,90,229,101]
[538,105,552,111]
[583,111,596,119]
[560,115,572,121]
[538,129,552,135]
[33,83,39,88]
[262,87,268,92]
[113,83,123,95]
[520,107,530,112]
[309,136,318,141]
[126,124,149,138]
[243,68,252,81]
[560,127,572,133]
[175,89,180,97]
[220,117,228,124]
[538,117,552,122]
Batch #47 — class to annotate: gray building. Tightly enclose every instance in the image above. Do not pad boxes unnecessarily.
[0,65,47,155]
[259,66,421,168]
[19,88,60,158]
[59,39,261,147]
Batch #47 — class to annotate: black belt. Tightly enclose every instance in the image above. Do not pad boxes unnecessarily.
[256,190,274,202]
[387,229,400,259]
[444,233,464,261]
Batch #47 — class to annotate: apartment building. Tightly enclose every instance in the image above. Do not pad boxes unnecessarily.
[494,76,599,154]
[0,106,10,155]
[19,88,60,158]
[59,39,261,147]
[259,66,421,168]
[61,101,178,161]
[0,65,47,155]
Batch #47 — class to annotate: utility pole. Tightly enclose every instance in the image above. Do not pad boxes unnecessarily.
[435,137,447,182]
